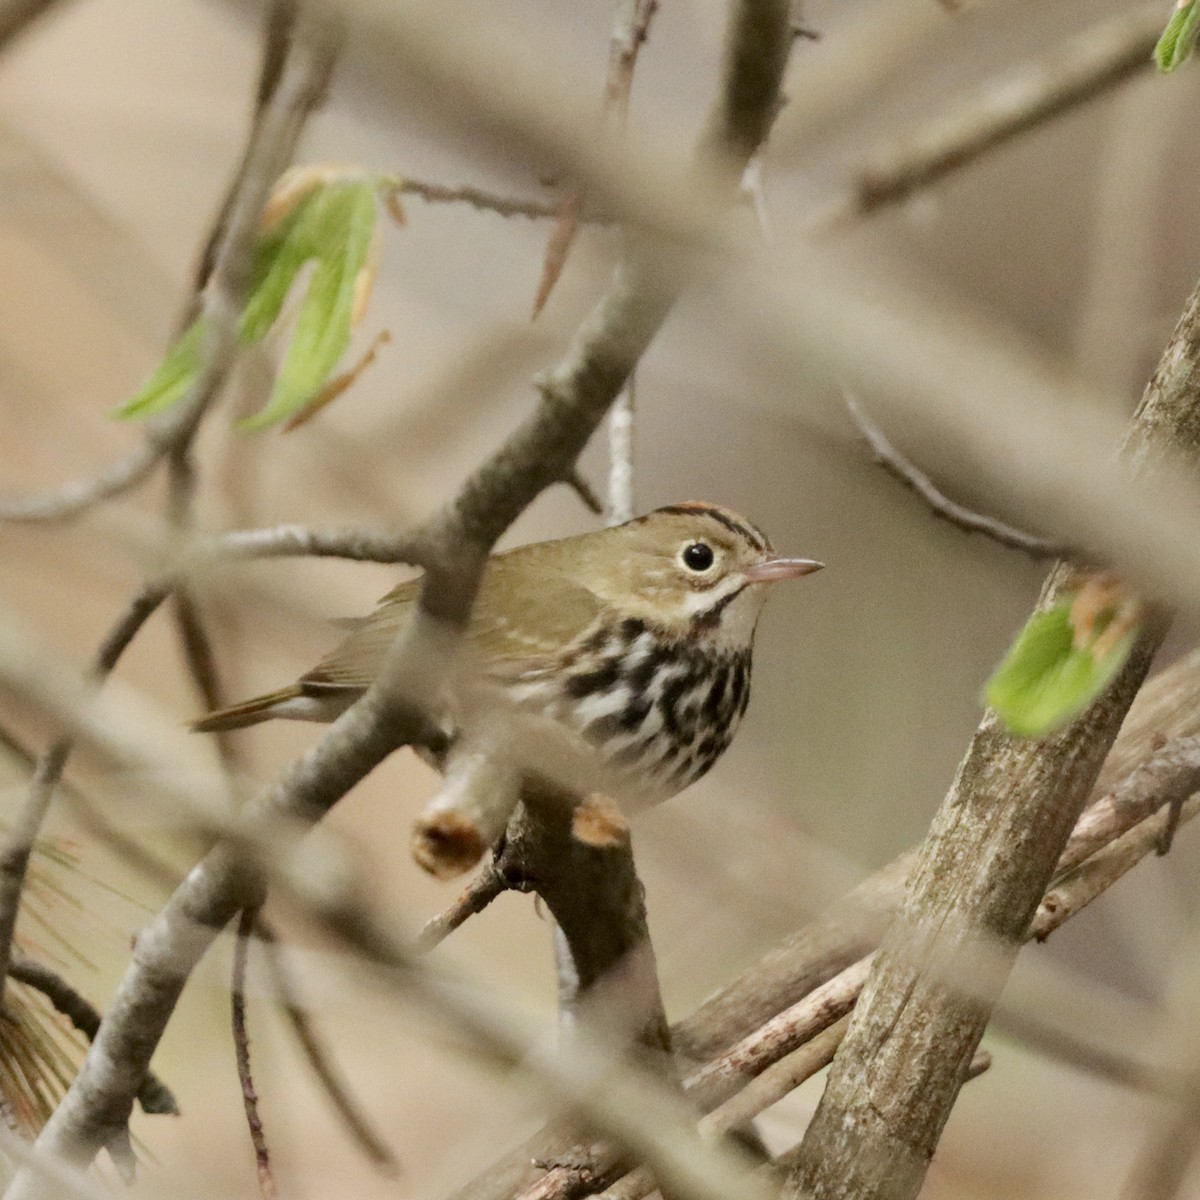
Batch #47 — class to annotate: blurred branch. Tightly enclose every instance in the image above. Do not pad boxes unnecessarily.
[607,375,636,526]
[786,264,1200,1200]
[6,954,177,1116]
[1119,936,1200,1200]
[531,0,658,318]
[461,651,1200,1200]
[814,5,1164,231]
[0,0,68,50]
[256,919,397,1172]
[0,0,333,526]
[0,581,170,1008]
[845,393,1072,560]
[1,2,793,1190]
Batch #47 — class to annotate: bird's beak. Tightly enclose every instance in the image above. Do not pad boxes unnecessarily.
[743,556,825,584]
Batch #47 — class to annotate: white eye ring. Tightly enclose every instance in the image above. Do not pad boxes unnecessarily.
[680,542,716,572]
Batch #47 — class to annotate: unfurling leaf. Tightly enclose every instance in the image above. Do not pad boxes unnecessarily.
[116,171,386,431]
[985,587,1141,738]
[114,317,206,420]
[239,180,378,430]
[1156,0,1200,71]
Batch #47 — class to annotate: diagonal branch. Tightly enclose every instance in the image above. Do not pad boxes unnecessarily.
[0,2,792,1192]
[0,0,331,527]
[814,5,1165,231]
[0,582,170,1008]
[785,265,1200,1200]
[453,643,1200,1200]
[845,393,1073,560]
[6,954,177,1117]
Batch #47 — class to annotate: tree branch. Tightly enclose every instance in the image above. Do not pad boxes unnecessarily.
[785,267,1200,1200]
[5,954,177,1117]
[844,393,1073,560]
[0,2,792,1190]
[814,5,1165,231]
[256,919,397,1172]
[454,645,1200,1200]
[0,582,170,1008]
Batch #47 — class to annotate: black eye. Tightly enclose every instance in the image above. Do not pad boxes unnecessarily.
[682,542,715,572]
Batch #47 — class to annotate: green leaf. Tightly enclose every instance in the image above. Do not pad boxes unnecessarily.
[238,180,377,430]
[238,183,333,345]
[115,175,383,429]
[985,599,1139,738]
[113,317,206,420]
[1156,1,1200,71]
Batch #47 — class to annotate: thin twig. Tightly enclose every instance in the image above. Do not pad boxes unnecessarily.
[531,0,659,318]
[232,910,277,1200]
[5,954,177,1117]
[256,919,398,1172]
[845,393,1072,560]
[813,5,1165,231]
[607,373,636,527]
[395,178,562,220]
[415,863,508,954]
[0,582,170,1008]
[0,443,165,523]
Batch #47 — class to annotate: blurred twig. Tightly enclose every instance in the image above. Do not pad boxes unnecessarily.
[607,374,636,527]
[0,581,170,1008]
[395,178,561,220]
[257,918,398,1172]
[6,954,177,1116]
[845,393,1072,560]
[415,863,507,954]
[531,0,658,319]
[813,5,1165,231]
[0,0,66,50]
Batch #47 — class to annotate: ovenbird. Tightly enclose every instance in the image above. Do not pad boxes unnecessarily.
[195,502,822,803]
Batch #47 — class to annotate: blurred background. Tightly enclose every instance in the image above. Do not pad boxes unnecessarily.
[2,0,1200,1195]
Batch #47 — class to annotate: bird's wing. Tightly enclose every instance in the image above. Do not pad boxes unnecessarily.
[300,542,605,693]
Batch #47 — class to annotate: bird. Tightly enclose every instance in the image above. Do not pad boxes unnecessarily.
[194,502,823,806]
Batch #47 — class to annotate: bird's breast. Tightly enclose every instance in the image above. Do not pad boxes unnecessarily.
[502,616,752,804]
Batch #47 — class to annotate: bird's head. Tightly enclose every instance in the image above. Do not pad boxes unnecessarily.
[580,502,824,650]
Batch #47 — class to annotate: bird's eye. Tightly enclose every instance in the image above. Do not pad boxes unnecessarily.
[681,542,715,572]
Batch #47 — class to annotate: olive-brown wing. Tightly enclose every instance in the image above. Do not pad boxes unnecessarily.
[300,541,605,694]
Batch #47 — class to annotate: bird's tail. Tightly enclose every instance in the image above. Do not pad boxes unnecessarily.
[191,685,305,733]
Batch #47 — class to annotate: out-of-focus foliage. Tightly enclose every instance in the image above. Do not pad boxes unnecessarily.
[1156,0,1200,71]
[115,171,385,431]
[986,592,1139,737]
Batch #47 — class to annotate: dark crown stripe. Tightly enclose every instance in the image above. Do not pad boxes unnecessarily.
[653,503,768,551]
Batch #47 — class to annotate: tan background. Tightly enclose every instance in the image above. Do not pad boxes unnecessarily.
[1,0,1200,1196]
